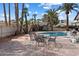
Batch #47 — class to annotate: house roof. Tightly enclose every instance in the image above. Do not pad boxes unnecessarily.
[74,12,79,20]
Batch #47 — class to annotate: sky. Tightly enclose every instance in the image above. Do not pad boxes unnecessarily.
[0,3,79,24]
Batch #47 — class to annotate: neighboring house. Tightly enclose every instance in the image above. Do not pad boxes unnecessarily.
[72,12,79,26]
[39,22,47,26]
[38,22,48,30]
[56,20,66,27]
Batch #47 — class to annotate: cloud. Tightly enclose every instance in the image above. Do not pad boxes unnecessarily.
[25,4,29,8]
[58,16,65,20]
[57,10,61,13]
[35,11,38,14]
[58,11,65,20]
[39,3,62,10]
[41,13,47,16]
[43,6,51,9]
[28,11,31,14]
[41,13,45,16]
[39,3,53,9]
[1,13,9,18]
[19,10,22,13]
[0,14,8,21]
[32,11,38,14]
[0,13,15,21]
[51,3,62,5]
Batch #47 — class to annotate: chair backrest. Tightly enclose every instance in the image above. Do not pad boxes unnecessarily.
[29,32,48,43]
[34,33,46,43]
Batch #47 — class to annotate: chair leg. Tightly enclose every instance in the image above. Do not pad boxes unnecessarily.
[54,39,57,47]
[44,42,48,48]
[54,41,57,47]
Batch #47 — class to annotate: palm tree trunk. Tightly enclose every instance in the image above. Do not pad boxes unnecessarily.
[25,14,28,34]
[50,22,53,31]
[3,3,8,25]
[34,16,36,23]
[9,3,11,25]
[20,3,24,32]
[49,17,53,31]
[15,3,19,34]
[66,14,69,31]
[51,23,53,31]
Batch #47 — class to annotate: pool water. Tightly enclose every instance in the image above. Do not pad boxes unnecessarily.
[39,32,67,36]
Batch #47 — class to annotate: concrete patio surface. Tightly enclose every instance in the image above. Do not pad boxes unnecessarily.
[0,34,79,56]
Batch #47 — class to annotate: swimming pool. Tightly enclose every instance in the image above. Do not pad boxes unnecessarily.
[39,32,67,36]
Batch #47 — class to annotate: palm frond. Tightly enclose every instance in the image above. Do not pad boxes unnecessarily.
[59,3,79,13]
[72,8,79,12]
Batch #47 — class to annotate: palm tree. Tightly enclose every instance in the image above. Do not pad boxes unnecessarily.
[30,18,34,25]
[46,9,59,30]
[8,3,11,25]
[15,3,19,33]
[42,14,49,22]
[33,14,37,23]
[20,3,25,32]
[3,3,8,25]
[59,3,79,30]
[42,14,50,30]
[23,7,29,33]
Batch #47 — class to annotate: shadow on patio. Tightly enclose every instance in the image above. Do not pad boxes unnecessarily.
[0,39,59,56]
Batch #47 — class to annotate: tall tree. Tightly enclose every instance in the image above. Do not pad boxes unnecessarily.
[59,3,79,30]
[42,14,49,22]
[3,3,8,25]
[20,3,25,32]
[33,14,37,23]
[15,3,19,33]
[46,9,59,30]
[23,7,29,33]
[8,3,11,25]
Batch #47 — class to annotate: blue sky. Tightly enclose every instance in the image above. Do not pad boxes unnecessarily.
[0,3,78,23]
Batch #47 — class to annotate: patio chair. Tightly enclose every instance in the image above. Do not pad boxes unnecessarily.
[65,30,77,43]
[33,33,49,47]
[73,36,79,43]
[35,35,48,46]
[29,33,56,47]
[48,36,57,47]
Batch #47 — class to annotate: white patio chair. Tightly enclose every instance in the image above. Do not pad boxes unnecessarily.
[65,31,77,43]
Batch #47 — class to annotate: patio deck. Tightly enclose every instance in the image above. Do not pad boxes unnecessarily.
[0,34,79,56]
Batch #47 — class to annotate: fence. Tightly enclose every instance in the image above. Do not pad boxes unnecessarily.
[0,24,17,38]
